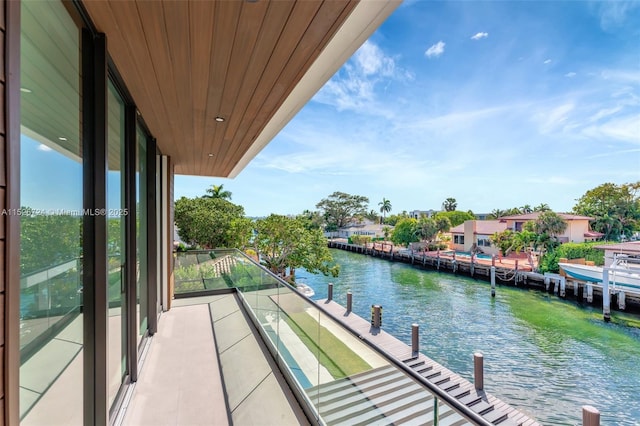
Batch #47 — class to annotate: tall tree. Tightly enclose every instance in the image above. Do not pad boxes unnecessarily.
[174,196,245,248]
[299,209,324,230]
[573,182,640,240]
[532,211,568,260]
[414,217,439,243]
[520,204,533,214]
[316,191,369,230]
[533,203,551,212]
[433,210,474,227]
[204,184,232,200]
[364,209,380,223]
[378,198,392,224]
[390,218,419,246]
[434,216,452,233]
[489,208,506,219]
[442,197,457,212]
[253,214,339,278]
[534,211,568,238]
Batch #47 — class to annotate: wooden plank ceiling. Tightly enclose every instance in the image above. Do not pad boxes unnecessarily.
[83,0,359,177]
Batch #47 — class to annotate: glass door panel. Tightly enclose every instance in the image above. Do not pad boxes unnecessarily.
[107,80,127,410]
[136,126,148,344]
[19,0,83,423]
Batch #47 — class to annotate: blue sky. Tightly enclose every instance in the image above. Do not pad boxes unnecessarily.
[159,2,636,216]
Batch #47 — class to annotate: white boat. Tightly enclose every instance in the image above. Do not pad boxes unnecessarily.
[295,283,315,298]
[559,261,640,290]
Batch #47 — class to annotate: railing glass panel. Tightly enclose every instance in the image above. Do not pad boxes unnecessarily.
[175,250,482,425]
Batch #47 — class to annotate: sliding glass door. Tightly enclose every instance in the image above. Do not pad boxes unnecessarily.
[19,1,83,423]
[107,81,128,411]
[136,125,149,345]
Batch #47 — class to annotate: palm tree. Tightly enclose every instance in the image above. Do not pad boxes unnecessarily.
[535,211,568,238]
[533,203,551,212]
[378,198,392,224]
[520,204,533,214]
[204,184,232,200]
[534,211,568,259]
[490,208,506,219]
[442,197,457,212]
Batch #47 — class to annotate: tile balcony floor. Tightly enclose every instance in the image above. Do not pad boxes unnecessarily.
[119,294,309,426]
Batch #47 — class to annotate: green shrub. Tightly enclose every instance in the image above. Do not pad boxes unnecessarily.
[538,242,605,273]
[350,235,372,245]
[557,242,604,265]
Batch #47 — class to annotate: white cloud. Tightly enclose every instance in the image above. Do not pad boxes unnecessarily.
[313,40,408,115]
[589,106,623,122]
[586,148,640,160]
[565,72,577,78]
[425,41,445,58]
[37,144,53,152]
[533,102,575,133]
[591,1,640,31]
[354,41,396,77]
[582,115,640,144]
[544,59,552,64]
[471,32,488,40]
[600,69,640,84]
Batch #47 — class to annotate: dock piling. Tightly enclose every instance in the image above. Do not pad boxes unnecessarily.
[346,291,352,312]
[618,291,626,310]
[328,283,333,301]
[585,284,594,303]
[582,405,600,426]
[371,304,382,328]
[411,323,419,354]
[560,277,566,297]
[490,267,496,298]
[473,352,484,391]
[602,270,610,322]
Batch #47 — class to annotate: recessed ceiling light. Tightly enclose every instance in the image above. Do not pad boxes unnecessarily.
[208,153,215,157]
[58,137,67,141]
[20,87,32,93]
[215,116,225,122]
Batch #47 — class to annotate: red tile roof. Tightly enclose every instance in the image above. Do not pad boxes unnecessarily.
[500,212,593,221]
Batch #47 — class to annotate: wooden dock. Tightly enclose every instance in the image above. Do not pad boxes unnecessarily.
[317,298,541,426]
[327,241,640,312]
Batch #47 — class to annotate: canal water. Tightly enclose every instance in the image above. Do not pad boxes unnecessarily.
[297,249,640,425]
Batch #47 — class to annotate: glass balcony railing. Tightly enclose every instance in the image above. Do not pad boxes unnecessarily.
[175,250,492,425]
[20,257,83,357]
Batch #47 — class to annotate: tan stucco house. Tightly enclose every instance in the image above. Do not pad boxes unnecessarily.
[500,213,603,243]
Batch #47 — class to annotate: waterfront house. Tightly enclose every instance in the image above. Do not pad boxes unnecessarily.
[449,220,508,255]
[500,212,603,243]
[336,219,393,239]
[449,212,603,255]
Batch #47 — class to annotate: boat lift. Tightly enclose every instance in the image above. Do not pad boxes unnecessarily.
[602,255,640,321]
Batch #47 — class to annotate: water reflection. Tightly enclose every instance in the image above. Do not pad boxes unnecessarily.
[299,249,640,425]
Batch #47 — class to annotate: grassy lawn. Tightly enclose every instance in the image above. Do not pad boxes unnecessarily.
[283,311,371,379]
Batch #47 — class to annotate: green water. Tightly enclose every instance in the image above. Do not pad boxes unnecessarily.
[298,249,640,425]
